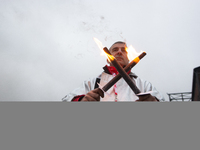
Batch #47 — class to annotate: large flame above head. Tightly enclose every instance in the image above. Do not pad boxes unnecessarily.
[93,37,114,63]
[93,37,106,56]
[127,45,144,61]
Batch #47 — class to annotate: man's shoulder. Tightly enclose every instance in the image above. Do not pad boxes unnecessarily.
[129,72,138,79]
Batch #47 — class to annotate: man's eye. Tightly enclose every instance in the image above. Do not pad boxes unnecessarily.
[121,48,127,52]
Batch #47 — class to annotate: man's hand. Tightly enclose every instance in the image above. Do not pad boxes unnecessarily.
[81,88,104,101]
[136,94,159,101]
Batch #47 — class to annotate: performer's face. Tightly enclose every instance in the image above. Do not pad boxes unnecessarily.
[109,43,129,67]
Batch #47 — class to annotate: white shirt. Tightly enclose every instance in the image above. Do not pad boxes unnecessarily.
[62,72,165,102]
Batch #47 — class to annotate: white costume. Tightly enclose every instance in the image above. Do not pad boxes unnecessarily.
[62,71,165,102]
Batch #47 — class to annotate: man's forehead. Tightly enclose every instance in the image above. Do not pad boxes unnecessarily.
[110,43,127,49]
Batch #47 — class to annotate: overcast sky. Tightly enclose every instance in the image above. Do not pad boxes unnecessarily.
[0,0,199,101]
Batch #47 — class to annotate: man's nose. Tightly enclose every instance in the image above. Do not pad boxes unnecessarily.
[117,49,123,54]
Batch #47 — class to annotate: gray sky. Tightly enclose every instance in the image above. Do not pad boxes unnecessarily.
[0,0,199,101]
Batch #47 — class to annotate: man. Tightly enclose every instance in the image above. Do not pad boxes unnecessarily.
[62,41,165,102]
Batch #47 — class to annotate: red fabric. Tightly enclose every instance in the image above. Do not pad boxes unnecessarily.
[71,95,85,101]
[106,65,131,75]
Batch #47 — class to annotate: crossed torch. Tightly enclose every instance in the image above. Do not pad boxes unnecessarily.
[93,38,155,101]
[101,47,145,95]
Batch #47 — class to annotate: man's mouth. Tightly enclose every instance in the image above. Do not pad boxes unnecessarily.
[116,57,123,61]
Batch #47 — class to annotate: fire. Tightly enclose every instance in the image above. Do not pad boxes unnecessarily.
[93,37,106,56]
[103,50,115,62]
[93,37,113,62]
[93,37,144,62]
[127,45,144,61]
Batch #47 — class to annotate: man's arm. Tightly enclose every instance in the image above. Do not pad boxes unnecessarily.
[135,78,165,101]
[62,77,101,101]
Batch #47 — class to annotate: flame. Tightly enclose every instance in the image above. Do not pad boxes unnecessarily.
[127,45,144,61]
[94,37,144,62]
[93,37,117,61]
[93,37,106,57]
[93,37,114,63]
[105,53,115,62]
